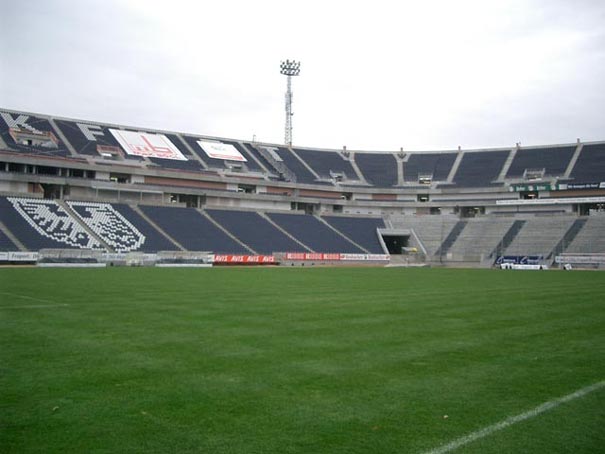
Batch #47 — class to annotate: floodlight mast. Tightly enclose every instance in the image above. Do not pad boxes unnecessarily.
[280,60,300,146]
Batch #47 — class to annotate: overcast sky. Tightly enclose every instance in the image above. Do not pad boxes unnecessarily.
[1,0,604,151]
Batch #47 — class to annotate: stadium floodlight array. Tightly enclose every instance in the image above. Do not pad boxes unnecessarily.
[280,59,301,146]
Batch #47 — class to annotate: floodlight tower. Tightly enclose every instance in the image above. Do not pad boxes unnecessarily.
[280,59,301,146]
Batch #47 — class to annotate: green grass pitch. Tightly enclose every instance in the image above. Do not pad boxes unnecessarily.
[1,267,604,453]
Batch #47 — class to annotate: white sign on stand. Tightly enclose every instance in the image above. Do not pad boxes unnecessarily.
[109,129,186,160]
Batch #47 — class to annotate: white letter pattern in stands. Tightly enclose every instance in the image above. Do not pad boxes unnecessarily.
[8,198,103,249]
[68,202,145,252]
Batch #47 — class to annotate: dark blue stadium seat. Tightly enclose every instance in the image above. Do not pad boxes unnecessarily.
[506,146,575,178]
[273,147,321,184]
[0,197,102,250]
[404,153,456,182]
[207,209,307,254]
[451,151,509,187]
[112,204,179,252]
[322,216,385,253]
[0,228,18,251]
[222,141,264,172]
[355,153,398,187]
[569,143,605,183]
[242,143,282,175]
[267,212,364,253]
[148,157,203,171]
[0,111,70,157]
[139,205,249,253]
[293,148,359,180]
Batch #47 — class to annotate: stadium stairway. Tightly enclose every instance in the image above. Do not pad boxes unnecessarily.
[434,220,467,258]
[446,218,515,263]
[59,200,114,251]
[565,215,605,253]
[504,216,576,257]
[489,220,526,259]
[0,220,25,251]
[198,209,256,254]
[130,205,185,251]
[548,218,587,260]
[313,215,371,253]
[258,212,313,252]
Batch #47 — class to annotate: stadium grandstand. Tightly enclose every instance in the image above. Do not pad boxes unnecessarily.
[1,107,604,268]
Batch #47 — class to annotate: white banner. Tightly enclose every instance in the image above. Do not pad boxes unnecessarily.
[197,140,247,162]
[109,129,186,161]
[0,252,8,261]
[8,251,39,261]
[496,196,605,206]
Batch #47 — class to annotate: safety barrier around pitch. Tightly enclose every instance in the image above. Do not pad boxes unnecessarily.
[1,250,390,267]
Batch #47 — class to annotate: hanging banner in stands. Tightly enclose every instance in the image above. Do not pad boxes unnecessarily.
[197,140,247,162]
[557,182,605,190]
[509,183,554,192]
[213,255,275,264]
[109,129,186,160]
[284,253,390,261]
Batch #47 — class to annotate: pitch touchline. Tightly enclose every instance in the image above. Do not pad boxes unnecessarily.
[0,291,58,305]
[0,304,70,309]
[421,380,605,454]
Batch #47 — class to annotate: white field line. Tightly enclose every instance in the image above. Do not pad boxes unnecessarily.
[422,380,605,454]
[1,304,70,309]
[0,291,62,307]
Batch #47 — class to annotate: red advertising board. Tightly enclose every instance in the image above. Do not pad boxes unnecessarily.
[213,255,275,264]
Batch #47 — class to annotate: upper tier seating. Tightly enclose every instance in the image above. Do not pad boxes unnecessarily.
[0,111,70,157]
[267,213,364,253]
[241,143,281,175]
[273,147,320,184]
[293,148,359,181]
[53,119,141,161]
[403,153,456,183]
[322,216,385,253]
[450,151,509,187]
[355,153,398,187]
[181,136,235,169]
[139,205,249,253]
[148,156,203,171]
[569,143,605,183]
[506,146,576,178]
[0,197,102,250]
[222,141,263,172]
[0,228,18,251]
[206,209,307,254]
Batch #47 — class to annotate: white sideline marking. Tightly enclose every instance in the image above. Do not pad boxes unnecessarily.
[422,380,605,454]
[0,292,59,305]
[1,304,69,309]
[0,291,56,303]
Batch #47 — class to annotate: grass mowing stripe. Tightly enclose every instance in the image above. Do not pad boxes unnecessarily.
[421,380,605,454]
